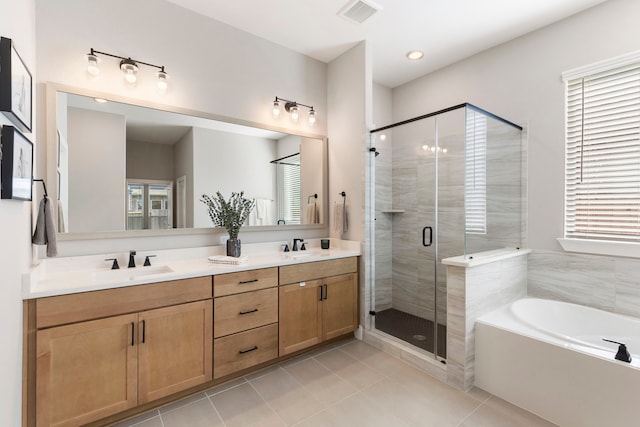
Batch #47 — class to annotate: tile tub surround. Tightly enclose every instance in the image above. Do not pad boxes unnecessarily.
[22,239,361,298]
[528,249,640,318]
[443,248,529,391]
[111,339,555,427]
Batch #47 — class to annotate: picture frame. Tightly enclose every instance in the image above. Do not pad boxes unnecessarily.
[1,125,33,200]
[0,37,32,133]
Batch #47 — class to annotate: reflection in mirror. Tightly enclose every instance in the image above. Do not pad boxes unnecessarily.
[51,88,326,236]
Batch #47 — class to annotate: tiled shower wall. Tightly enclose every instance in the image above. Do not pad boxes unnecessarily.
[528,249,640,318]
[446,252,528,390]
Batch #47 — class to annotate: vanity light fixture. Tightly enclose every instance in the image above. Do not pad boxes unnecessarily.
[85,48,169,92]
[272,96,316,126]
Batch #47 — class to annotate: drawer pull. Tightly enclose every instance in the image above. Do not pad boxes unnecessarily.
[239,308,259,315]
[239,345,258,354]
[238,279,259,284]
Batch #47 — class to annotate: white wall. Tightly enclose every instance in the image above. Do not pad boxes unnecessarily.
[327,41,371,242]
[174,128,194,227]
[391,0,640,252]
[126,140,174,182]
[301,137,323,224]
[67,108,126,233]
[35,0,328,255]
[0,0,35,425]
[192,128,276,228]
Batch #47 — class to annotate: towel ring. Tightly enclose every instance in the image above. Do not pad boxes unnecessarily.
[33,179,48,197]
[307,193,318,204]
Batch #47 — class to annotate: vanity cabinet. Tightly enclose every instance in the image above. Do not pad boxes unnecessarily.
[34,277,212,427]
[279,257,358,355]
[213,268,279,378]
[27,256,360,426]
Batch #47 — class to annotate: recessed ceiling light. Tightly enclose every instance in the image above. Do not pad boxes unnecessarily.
[93,98,108,103]
[406,50,424,60]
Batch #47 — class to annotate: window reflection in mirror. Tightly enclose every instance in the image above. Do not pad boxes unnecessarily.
[51,87,326,236]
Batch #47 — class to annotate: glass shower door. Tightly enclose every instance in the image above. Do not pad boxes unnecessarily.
[372,107,466,360]
[372,115,445,358]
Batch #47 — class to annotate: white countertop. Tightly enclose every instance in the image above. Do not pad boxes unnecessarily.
[441,247,531,268]
[23,239,361,299]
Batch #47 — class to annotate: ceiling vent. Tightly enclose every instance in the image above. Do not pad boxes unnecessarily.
[338,0,382,25]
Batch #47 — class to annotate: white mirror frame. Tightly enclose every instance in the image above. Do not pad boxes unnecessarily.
[45,82,328,241]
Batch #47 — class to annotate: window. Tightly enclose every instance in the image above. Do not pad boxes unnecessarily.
[563,52,640,246]
[465,110,487,235]
[126,180,173,230]
[274,153,301,225]
[282,162,301,224]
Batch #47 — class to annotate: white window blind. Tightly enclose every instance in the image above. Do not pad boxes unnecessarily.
[282,163,301,224]
[465,110,487,235]
[564,60,640,242]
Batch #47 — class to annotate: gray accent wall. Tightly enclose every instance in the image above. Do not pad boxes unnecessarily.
[528,250,640,318]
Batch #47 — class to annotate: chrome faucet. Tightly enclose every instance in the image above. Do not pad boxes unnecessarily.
[128,250,136,268]
[292,238,304,251]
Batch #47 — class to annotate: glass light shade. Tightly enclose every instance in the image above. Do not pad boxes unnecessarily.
[290,105,299,122]
[120,60,138,85]
[308,109,316,126]
[272,100,281,118]
[157,70,168,92]
[87,54,99,76]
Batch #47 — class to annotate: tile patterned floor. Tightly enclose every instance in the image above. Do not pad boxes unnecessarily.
[111,339,556,427]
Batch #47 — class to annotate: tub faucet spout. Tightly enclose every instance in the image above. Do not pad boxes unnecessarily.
[603,338,632,363]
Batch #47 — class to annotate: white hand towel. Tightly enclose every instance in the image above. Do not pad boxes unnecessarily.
[306,202,320,224]
[332,202,348,236]
[32,197,58,257]
[208,255,248,265]
[57,202,66,233]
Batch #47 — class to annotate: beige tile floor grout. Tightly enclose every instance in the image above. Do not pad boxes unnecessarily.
[112,338,557,427]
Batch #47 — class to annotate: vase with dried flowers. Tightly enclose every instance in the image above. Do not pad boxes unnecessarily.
[201,191,255,257]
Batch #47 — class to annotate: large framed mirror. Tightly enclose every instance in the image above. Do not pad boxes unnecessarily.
[45,83,327,239]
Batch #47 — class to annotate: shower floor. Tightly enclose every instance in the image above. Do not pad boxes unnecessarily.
[375,308,447,358]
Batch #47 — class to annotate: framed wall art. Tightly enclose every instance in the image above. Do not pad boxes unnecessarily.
[0,37,32,132]
[1,125,33,200]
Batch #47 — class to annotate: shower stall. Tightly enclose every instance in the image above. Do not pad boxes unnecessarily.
[368,104,524,361]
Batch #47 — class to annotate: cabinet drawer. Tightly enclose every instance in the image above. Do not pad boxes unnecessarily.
[279,257,358,285]
[214,267,278,297]
[214,288,278,338]
[213,323,278,379]
[36,277,212,328]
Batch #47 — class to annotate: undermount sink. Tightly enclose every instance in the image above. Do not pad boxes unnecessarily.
[286,252,313,260]
[91,265,174,282]
[285,251,331,260]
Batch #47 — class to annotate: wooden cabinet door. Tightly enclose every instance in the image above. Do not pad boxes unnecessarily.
[138,300,213,404]
[36,313,138,427]
[279,280,322,355]
[322,273,358,341]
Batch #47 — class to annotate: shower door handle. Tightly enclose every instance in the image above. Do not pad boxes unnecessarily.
[422,226,433,247]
